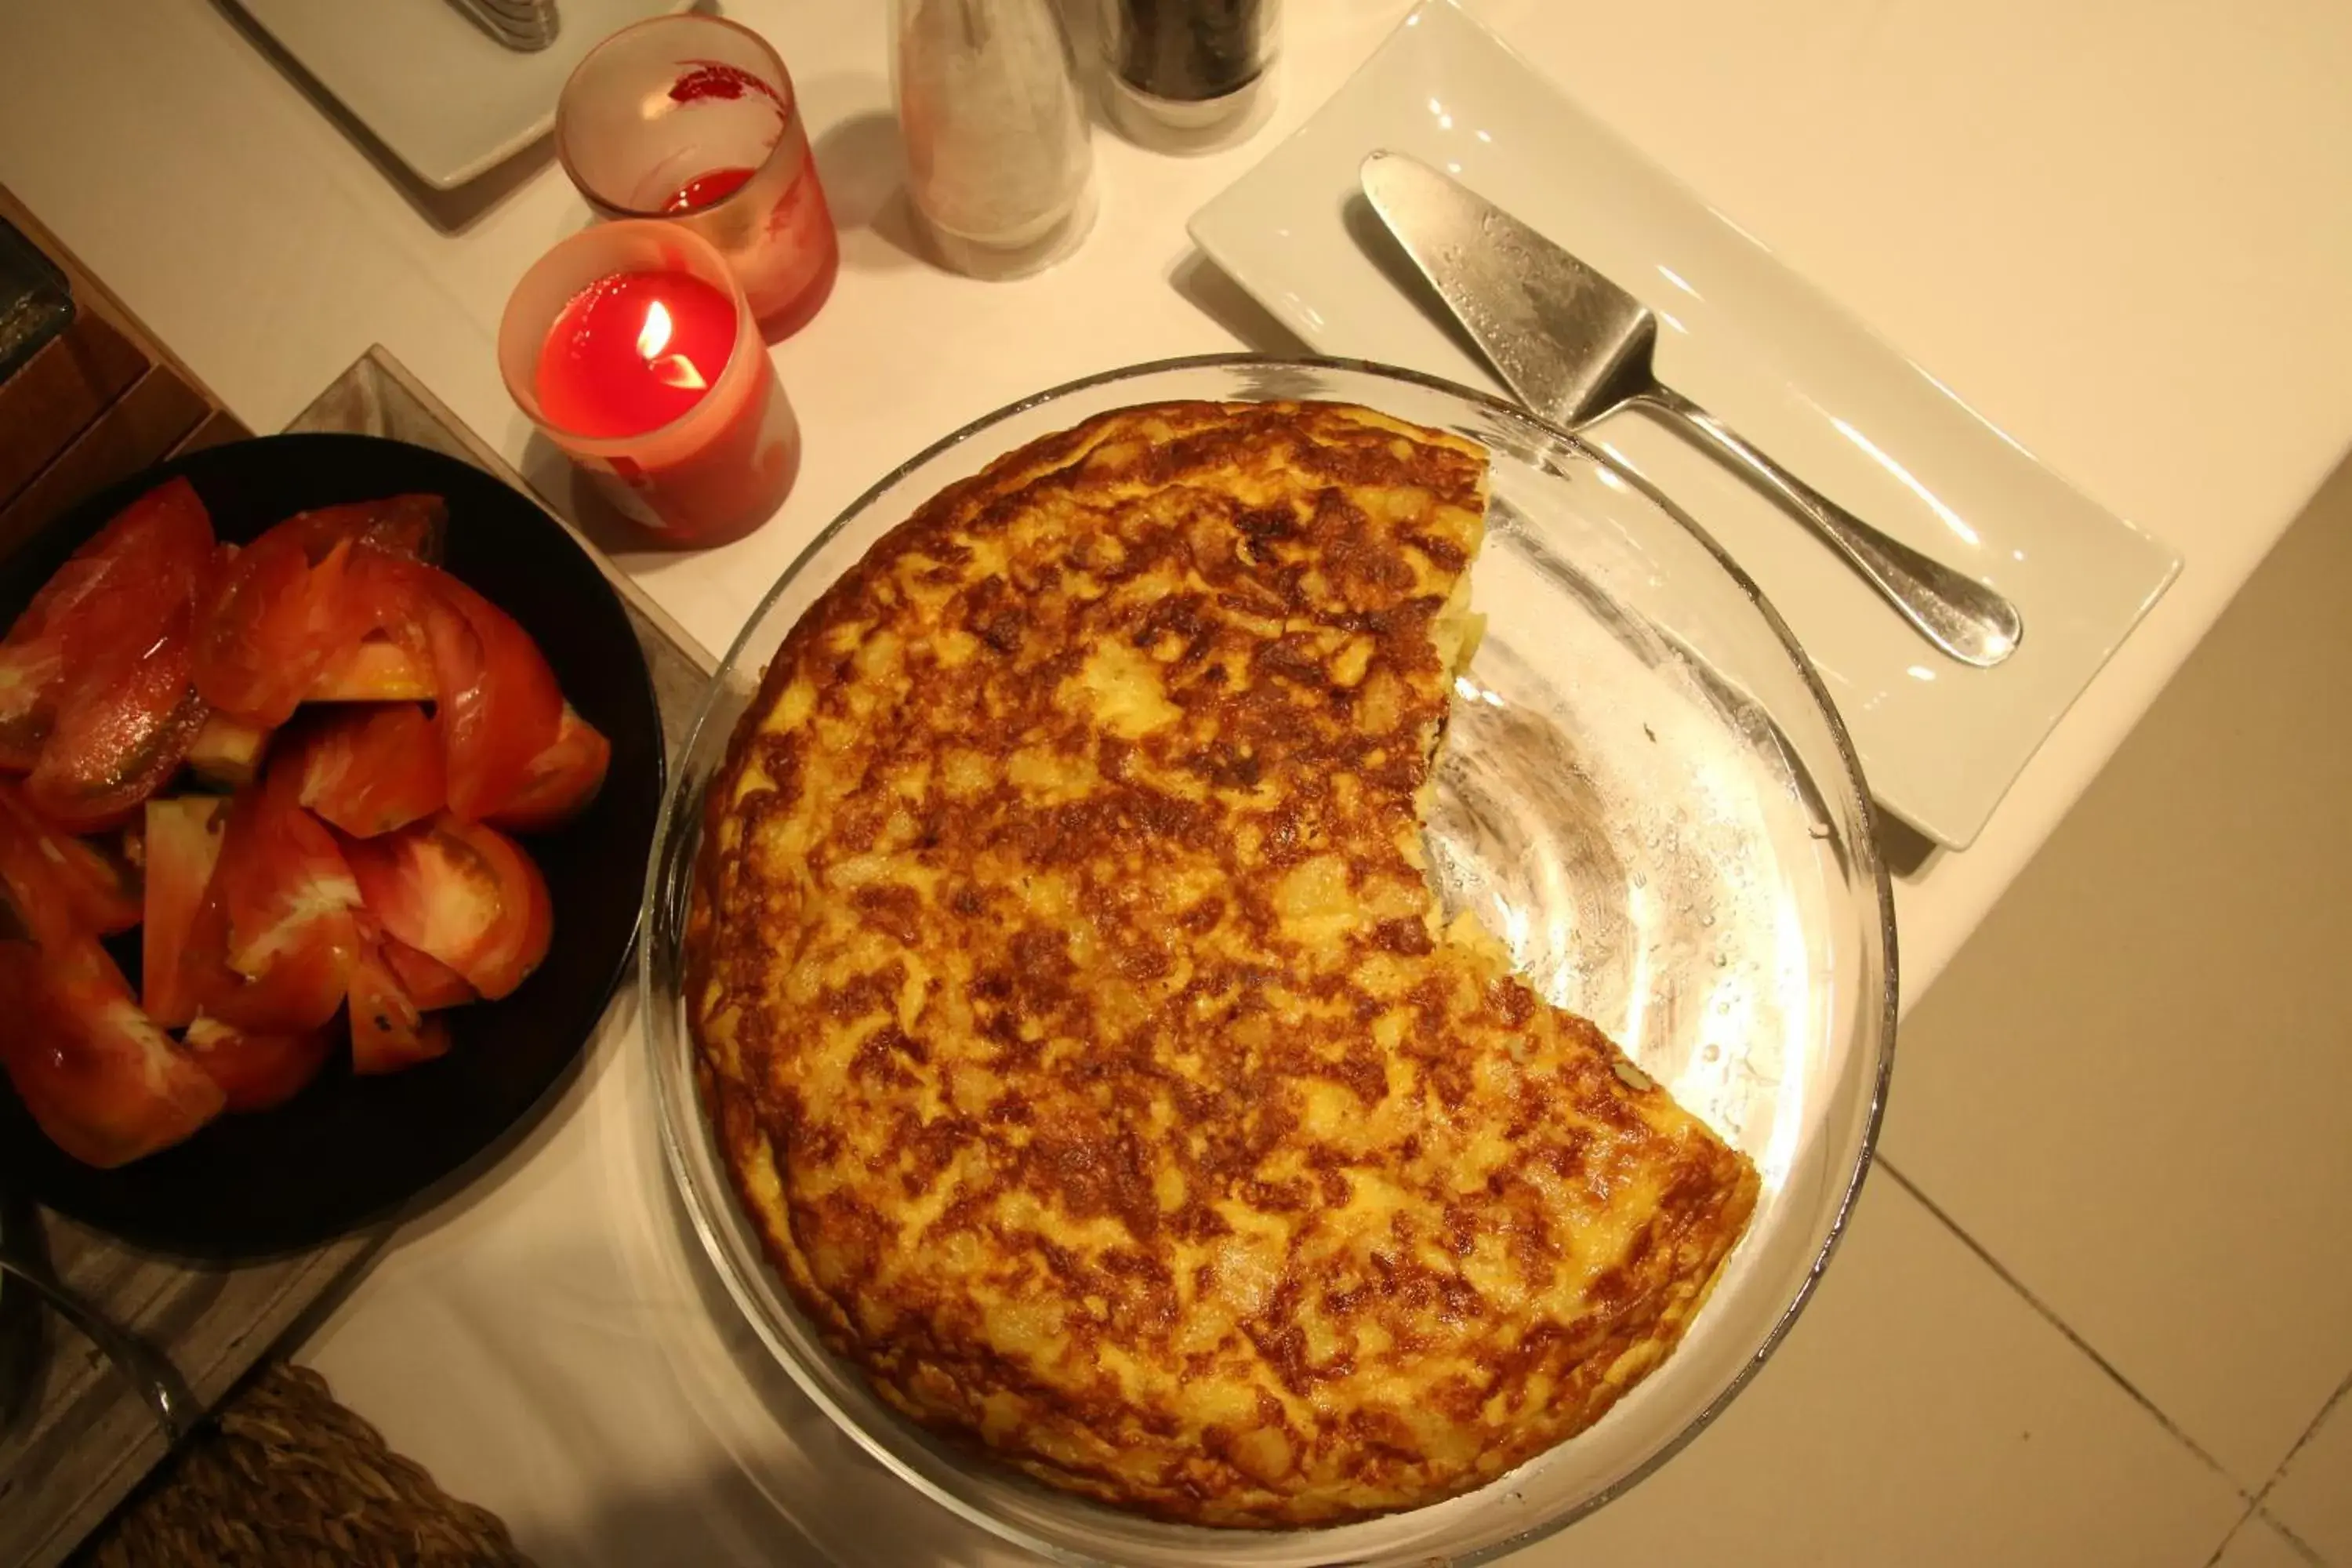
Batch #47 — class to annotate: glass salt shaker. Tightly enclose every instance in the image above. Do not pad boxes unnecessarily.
[891,0,1097,279]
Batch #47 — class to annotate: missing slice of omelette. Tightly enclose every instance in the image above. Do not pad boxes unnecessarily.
[685,400,1759,1527]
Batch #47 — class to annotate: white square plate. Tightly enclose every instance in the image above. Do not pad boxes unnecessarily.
[1189,0,2180,849]
[233,0,691,191]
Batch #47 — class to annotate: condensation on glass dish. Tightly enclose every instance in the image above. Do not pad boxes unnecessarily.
[1423,503,1835,1203]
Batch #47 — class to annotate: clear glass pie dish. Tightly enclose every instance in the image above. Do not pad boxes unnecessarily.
[641,355,1896,1566]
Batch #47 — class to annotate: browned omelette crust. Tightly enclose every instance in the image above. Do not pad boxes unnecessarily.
[685,400,1759,1527]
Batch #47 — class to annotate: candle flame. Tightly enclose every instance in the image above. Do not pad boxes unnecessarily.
[637,299,706,391]
[648,354,709,390]
[637,299,674,360]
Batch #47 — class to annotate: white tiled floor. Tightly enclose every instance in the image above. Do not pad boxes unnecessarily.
[1877,462,2352,1494]
[1530,1176,2245,1566]
[1519,452,2352,1566]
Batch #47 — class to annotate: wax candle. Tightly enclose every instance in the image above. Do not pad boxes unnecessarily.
[662,167,757,214]
[534,270,738,440]
[558,17,840,340]
[500,223,800,547]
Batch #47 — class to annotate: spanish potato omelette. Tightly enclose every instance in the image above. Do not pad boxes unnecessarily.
[684,399,1759,1526]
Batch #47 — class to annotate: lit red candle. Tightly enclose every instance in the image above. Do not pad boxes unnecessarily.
[534,270,738,440]
[500,223,800,546]
[557,18,840,340]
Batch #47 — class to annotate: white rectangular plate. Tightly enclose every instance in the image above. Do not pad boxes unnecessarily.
[1189,0,2180,849]
[231,0,691,191]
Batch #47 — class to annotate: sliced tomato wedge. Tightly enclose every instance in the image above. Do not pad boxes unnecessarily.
[24,601,210,830]
[0,480,212,769]
[0,934,223,1168]
[143,794,230,1027]
[0,782,141,941]
[426,572,563,819]
[179,773,363,1033]
[275,495,447,565]
[347,556,564,822]
[185,710,275,789]
[346,939,453,1075]
[379,935,477,1011]
[191,496,448,727]
[191,531,360,727]
[486,705,611,833]
[181,1014,334,1112]
[0,636,68,773]
[325,550,564,820]
[287,703,445,839]
[307,636,434,702]
[343,812,551,1000]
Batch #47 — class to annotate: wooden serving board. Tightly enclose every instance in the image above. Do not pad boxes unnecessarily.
[0,347,714,1568]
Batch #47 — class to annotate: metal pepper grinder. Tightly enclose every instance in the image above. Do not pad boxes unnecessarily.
[1101,0,1279,148]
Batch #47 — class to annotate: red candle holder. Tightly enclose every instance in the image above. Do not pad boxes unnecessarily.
[499,221,800,547]
[557,15,840,341]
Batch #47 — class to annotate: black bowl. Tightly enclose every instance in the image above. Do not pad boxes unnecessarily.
[0,435,666,1258]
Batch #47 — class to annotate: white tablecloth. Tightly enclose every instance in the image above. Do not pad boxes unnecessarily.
[2,0,2348,1559]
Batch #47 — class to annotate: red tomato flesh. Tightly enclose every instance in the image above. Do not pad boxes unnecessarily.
[24,601,210,830]
[486,705,612,833]
[143,794,230,1027]
[0,934,223,1168]
[379,936,477,1011]
[275,495,447,565]
[179,774,363,1033]
[0,782,141,941]
[0,479,212,770]
[193,496,448,727]
[181,1014,334,1112]
[290,704,445,838]
[347,940,452,1074]
[342,813,551,1000]
[191,532,358,726]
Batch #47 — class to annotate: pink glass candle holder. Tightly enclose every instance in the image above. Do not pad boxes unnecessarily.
[499,221,800,547]
[558,15,840,340]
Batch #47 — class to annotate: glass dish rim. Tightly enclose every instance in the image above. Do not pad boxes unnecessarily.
[640,350,1900,1565]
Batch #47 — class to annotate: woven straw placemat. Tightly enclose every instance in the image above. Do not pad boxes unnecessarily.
[77,1361,528,1568]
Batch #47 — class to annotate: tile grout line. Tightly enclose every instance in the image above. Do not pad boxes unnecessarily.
[2201,1510,2254,1568]
[2245,1364,2352,1566]
[1875,1156,2252,1497]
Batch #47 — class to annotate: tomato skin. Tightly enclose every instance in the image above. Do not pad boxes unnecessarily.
[342,813,551,1000]
[289,549,564,822]
[0,934,223,1168]
[275,495,447,565]
[188,494,453,728]
[0,481,212,769]
[289,704,445,838]
[23,603,209,830]
[410,569,563,822]
[143,794,230,1027]
[0,636,69,771]
[191,533,358,726]
[486,706,612,833]
[179,775,363,1033]
[379,936,477,1011]
[181,1015,333,1112]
